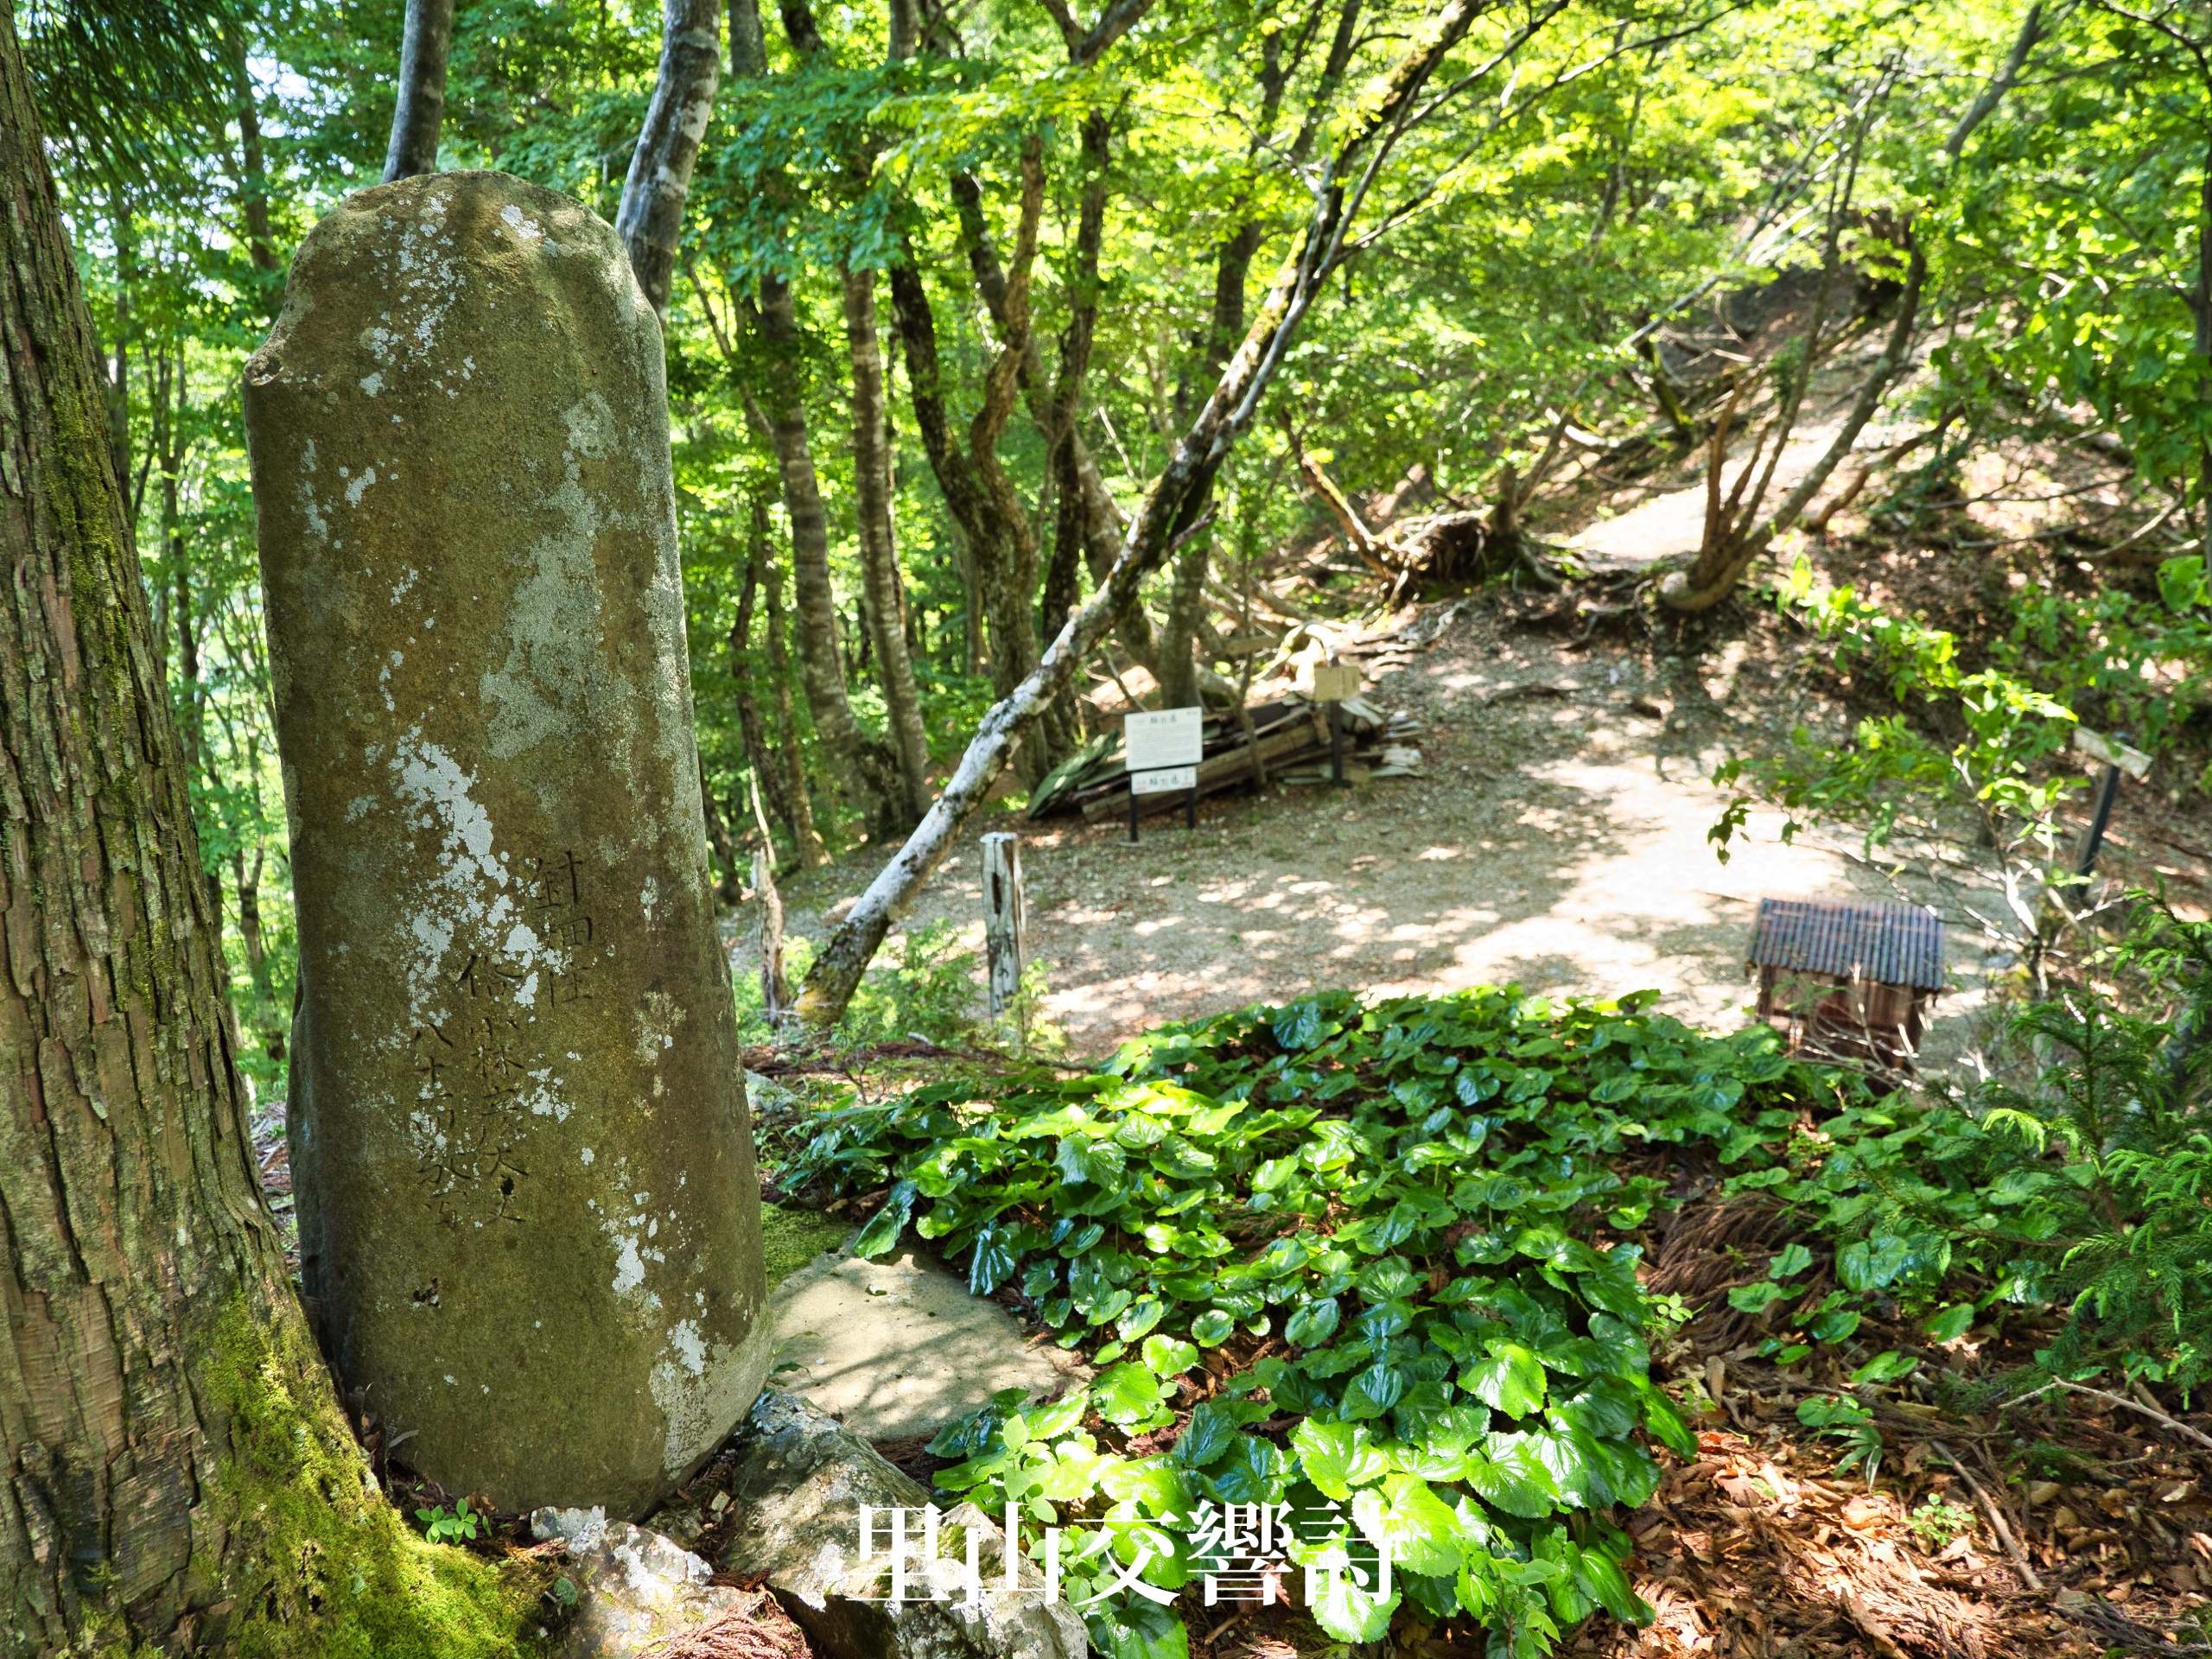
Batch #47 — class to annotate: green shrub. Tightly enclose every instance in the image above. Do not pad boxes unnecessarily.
[791,985,1857,1656]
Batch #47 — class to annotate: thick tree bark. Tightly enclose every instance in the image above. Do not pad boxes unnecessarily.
[794,0,1499,1028]
[617,0,724,316]
[381,0,453,182]
[756,272,902,837]
[0,11,527,1650]
[843,269,931,823]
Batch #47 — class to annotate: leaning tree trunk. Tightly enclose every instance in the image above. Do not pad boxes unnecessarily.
[381,0,453,182]
[0,9,529,1652]
[616,0,724,316]
[843,268,931,824]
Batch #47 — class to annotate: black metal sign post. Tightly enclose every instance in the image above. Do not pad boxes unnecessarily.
[2070,726,2152,878]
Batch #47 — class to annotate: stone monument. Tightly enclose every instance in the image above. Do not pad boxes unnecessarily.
[244,172,768,1516]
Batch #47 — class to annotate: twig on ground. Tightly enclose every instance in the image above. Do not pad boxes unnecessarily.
[1929,1439,2042,1592]
[2037,1378,2212,1453]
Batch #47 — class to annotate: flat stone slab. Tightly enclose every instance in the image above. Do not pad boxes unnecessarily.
[767,1249,1071,1440]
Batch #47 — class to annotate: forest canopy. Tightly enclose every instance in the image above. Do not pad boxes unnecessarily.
[39,0,2210,1065]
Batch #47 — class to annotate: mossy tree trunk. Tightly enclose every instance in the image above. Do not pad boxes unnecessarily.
[0,9,530,1654]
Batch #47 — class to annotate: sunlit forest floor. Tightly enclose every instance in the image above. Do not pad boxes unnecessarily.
[754,592,2208,1074]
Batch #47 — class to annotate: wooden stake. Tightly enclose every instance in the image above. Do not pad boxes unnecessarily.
[982,832,1026,1020]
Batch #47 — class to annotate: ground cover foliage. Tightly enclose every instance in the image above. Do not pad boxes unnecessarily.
[782,899,2212,1657]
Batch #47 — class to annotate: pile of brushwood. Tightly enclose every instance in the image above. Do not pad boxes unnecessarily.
[780,899,2210,1659]
[1027,695,1424,822]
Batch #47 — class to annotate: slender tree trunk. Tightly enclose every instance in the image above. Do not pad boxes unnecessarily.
[174,560,202,775]
[844,272,932,820]
[757,273,900,836]
[760,517,830,867]
[699,760,741,899]
[616,0,724,315]
[383,0,453,181]
[1660,7,2046,612]
[949,165,1161,675]
[950,518,983,675]
[223,18,279,289]
[0,13,528,1649]
[2195,131,2211,589]
[732,537,799,851]
[103,186,131,491]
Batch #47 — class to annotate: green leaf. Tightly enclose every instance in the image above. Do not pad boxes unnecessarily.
[1117,1297,1165,1342]
[1461,1341,1547,1417]
[1769,1243,1814,1280]
[1355,1473,1465,1577]
[1292,1419,1392,1500]
[1054,1135,1128,1189]
[1573,1541,1651,1624]
[1173,1401,1240,1470]
[1850,1351,1917,1385]
[1190,1308,1234,1346]
[851,1180,917,1258]
[1202,1434,1289,1504]
[1462,1433,1560,1519]
[1727,1280,1789,1314]
[969,1224,1020,1295]
[1634,1378,1700,1459]
[1837,1234,1910,1292]
[1095,1363,1173,1429]
[1084,1588,1190,1659]
[1809,1306,1862,1343]
[1301,1552,1399,1643]
[1285,1296,1341,1347]
[1142,1335,1199,1376]
[1338,1363,1407,1421]
[1923,1303,1974,1343]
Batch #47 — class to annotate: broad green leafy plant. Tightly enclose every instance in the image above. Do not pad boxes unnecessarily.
[1721,901,2212,1391]
[791,986,1862,1656]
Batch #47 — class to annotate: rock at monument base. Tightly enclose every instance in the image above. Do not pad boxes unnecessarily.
[243,168,767,1517]
[717,1392,1087,1659]
[766,1248,1071,1441]
[531,1507,806,1659]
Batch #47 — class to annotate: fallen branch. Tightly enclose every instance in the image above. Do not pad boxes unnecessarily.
[2012,1378,2212,1454]
[1929,1439,2042,1592]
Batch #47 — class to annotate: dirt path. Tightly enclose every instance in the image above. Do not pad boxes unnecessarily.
[758,604,2094,1069]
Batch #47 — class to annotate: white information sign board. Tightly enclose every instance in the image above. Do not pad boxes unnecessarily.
[1131,766,1198,795]
[1124,707,1204,772]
